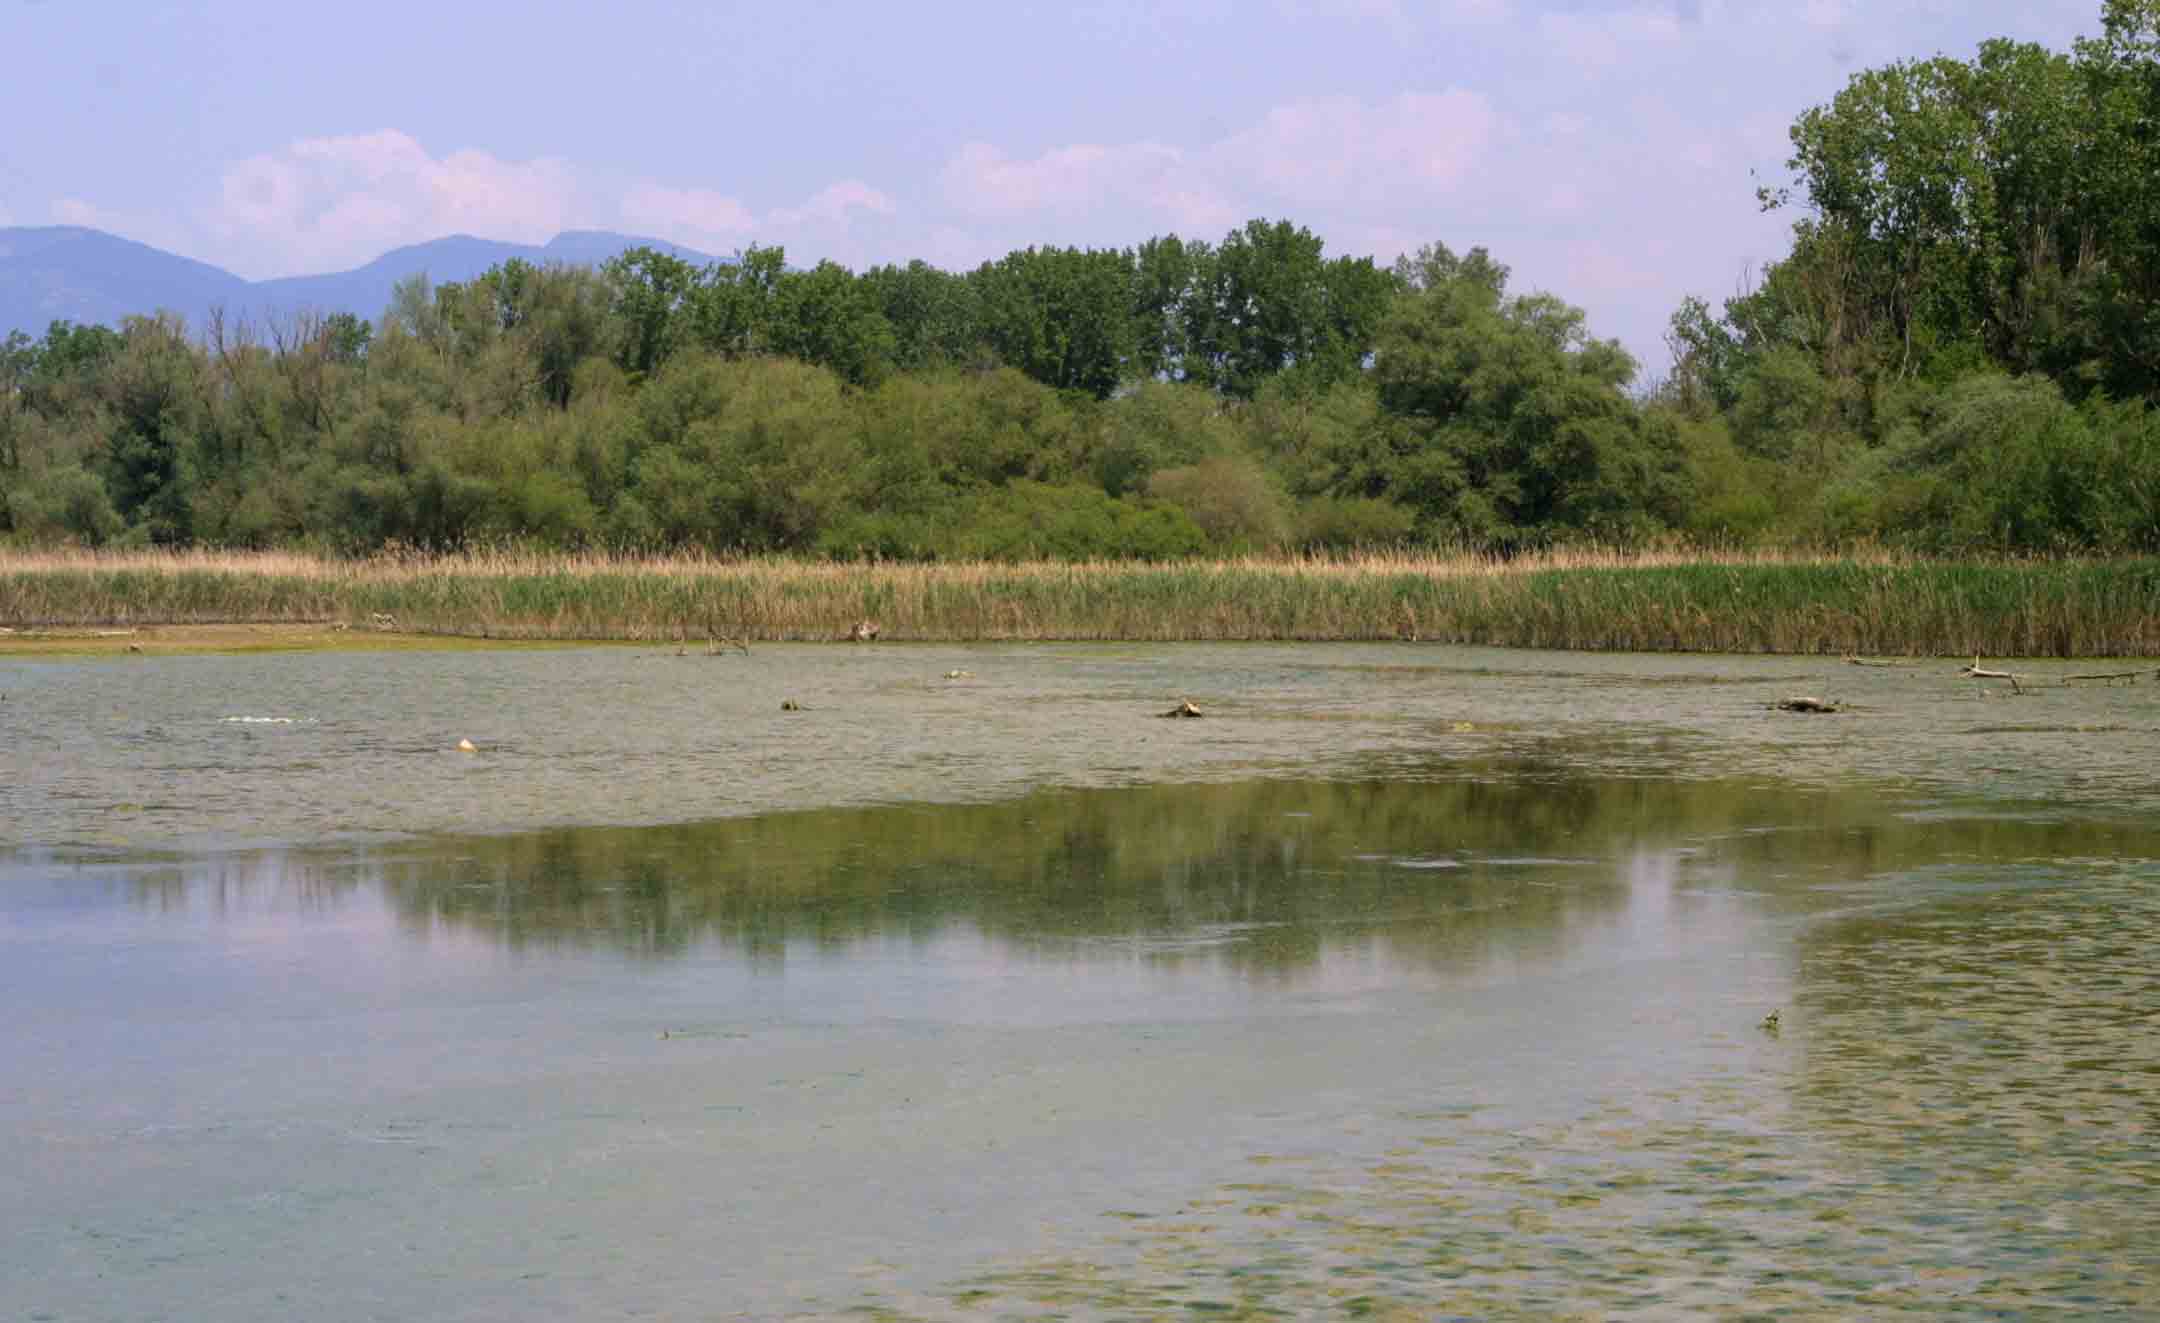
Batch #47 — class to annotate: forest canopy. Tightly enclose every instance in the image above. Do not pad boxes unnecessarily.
[5,2,2160,559]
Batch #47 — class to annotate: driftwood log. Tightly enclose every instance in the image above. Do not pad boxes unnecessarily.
[1843,654,1916,668]
[2062,670,2145,686]
[1776,696,1842,713]
[1962,658,2029,694]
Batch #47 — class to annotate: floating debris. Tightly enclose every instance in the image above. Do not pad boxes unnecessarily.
[780,699,805,712]
[1775,696,1842,713]
[2061,669,2149,686]
[456,737,478,752]
[944,669,973,680]
[1962,658,2029,694]
[1760,1009,1782,1033]
[1159,700,1204,719]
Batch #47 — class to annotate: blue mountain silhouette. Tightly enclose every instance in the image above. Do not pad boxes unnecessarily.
[0,227,719,340]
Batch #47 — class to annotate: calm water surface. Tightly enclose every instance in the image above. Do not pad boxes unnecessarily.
[2,644,2156,1318]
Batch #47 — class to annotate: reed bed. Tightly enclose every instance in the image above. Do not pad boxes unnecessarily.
[4,547,2158,657]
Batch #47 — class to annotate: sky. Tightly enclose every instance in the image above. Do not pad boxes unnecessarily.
[0,0,2103,375]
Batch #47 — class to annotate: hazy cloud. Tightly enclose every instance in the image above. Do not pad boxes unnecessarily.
[617,178,899,266]
[208,130,579,275]
[769,181,896,228]
[190,131,904,274]
[1535,8,1687,72]
[941,141,1217,225]
[51,196,184,252]
[618,185,757,249]
[1277,0,1511,22]
[941,87,1497,244]
[1218,91,1499,206]
[51,199,106,228]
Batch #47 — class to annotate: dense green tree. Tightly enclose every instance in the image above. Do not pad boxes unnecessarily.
[1087,380,1241,498]
[1187,219,1389,397]
[1373,246,1668,541]
[603,246,700,381]
[1130,234,1207,383]
[969,246,1135,398]
[861,259,983,372]
[767,261,896,387]
[684,245,787,359]
[98,314,207,542]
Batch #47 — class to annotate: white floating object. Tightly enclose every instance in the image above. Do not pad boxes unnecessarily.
[457,738,478,753]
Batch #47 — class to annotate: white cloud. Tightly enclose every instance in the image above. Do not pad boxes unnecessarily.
[620,184,756,249]
[1280,0,1400,19]
[51,198,108,227]
[769,180,896,228]
[1218,91,1499,206]
[183,130,905,275]
[942,140,1214,223]
[619,178,900,267]
[1276,0,1510,23]
[1803,0,1854,29]
[207,130,579,275]
[940,88,1497,242]
[1535,8,1686,72]
[50,196,187,252]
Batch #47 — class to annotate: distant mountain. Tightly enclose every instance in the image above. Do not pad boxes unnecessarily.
[0,227,720,341]
[0,227,251,338]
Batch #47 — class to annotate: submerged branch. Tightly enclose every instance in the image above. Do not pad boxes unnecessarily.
[1963,659,2028,694]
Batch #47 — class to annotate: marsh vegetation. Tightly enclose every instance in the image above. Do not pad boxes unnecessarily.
[8,545,2160,656]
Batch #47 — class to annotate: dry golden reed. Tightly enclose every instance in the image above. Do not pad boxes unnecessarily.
[4,546,2157,657]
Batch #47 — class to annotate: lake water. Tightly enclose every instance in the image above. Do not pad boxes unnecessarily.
[2,643,2157,1318]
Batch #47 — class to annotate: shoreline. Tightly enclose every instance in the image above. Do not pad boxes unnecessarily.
[0,622,580,657]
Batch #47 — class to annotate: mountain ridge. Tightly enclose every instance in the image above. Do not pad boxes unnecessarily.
[1,227,720,340]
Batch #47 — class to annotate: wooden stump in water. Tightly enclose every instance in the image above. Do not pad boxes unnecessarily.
[1776,696,1842,713]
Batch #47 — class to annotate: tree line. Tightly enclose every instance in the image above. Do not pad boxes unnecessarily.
[4,1,2160,558]
[0,221,1678,558]
[1662,0,2160,552]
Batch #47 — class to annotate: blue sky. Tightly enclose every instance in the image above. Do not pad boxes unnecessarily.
[0,0,2100,372]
